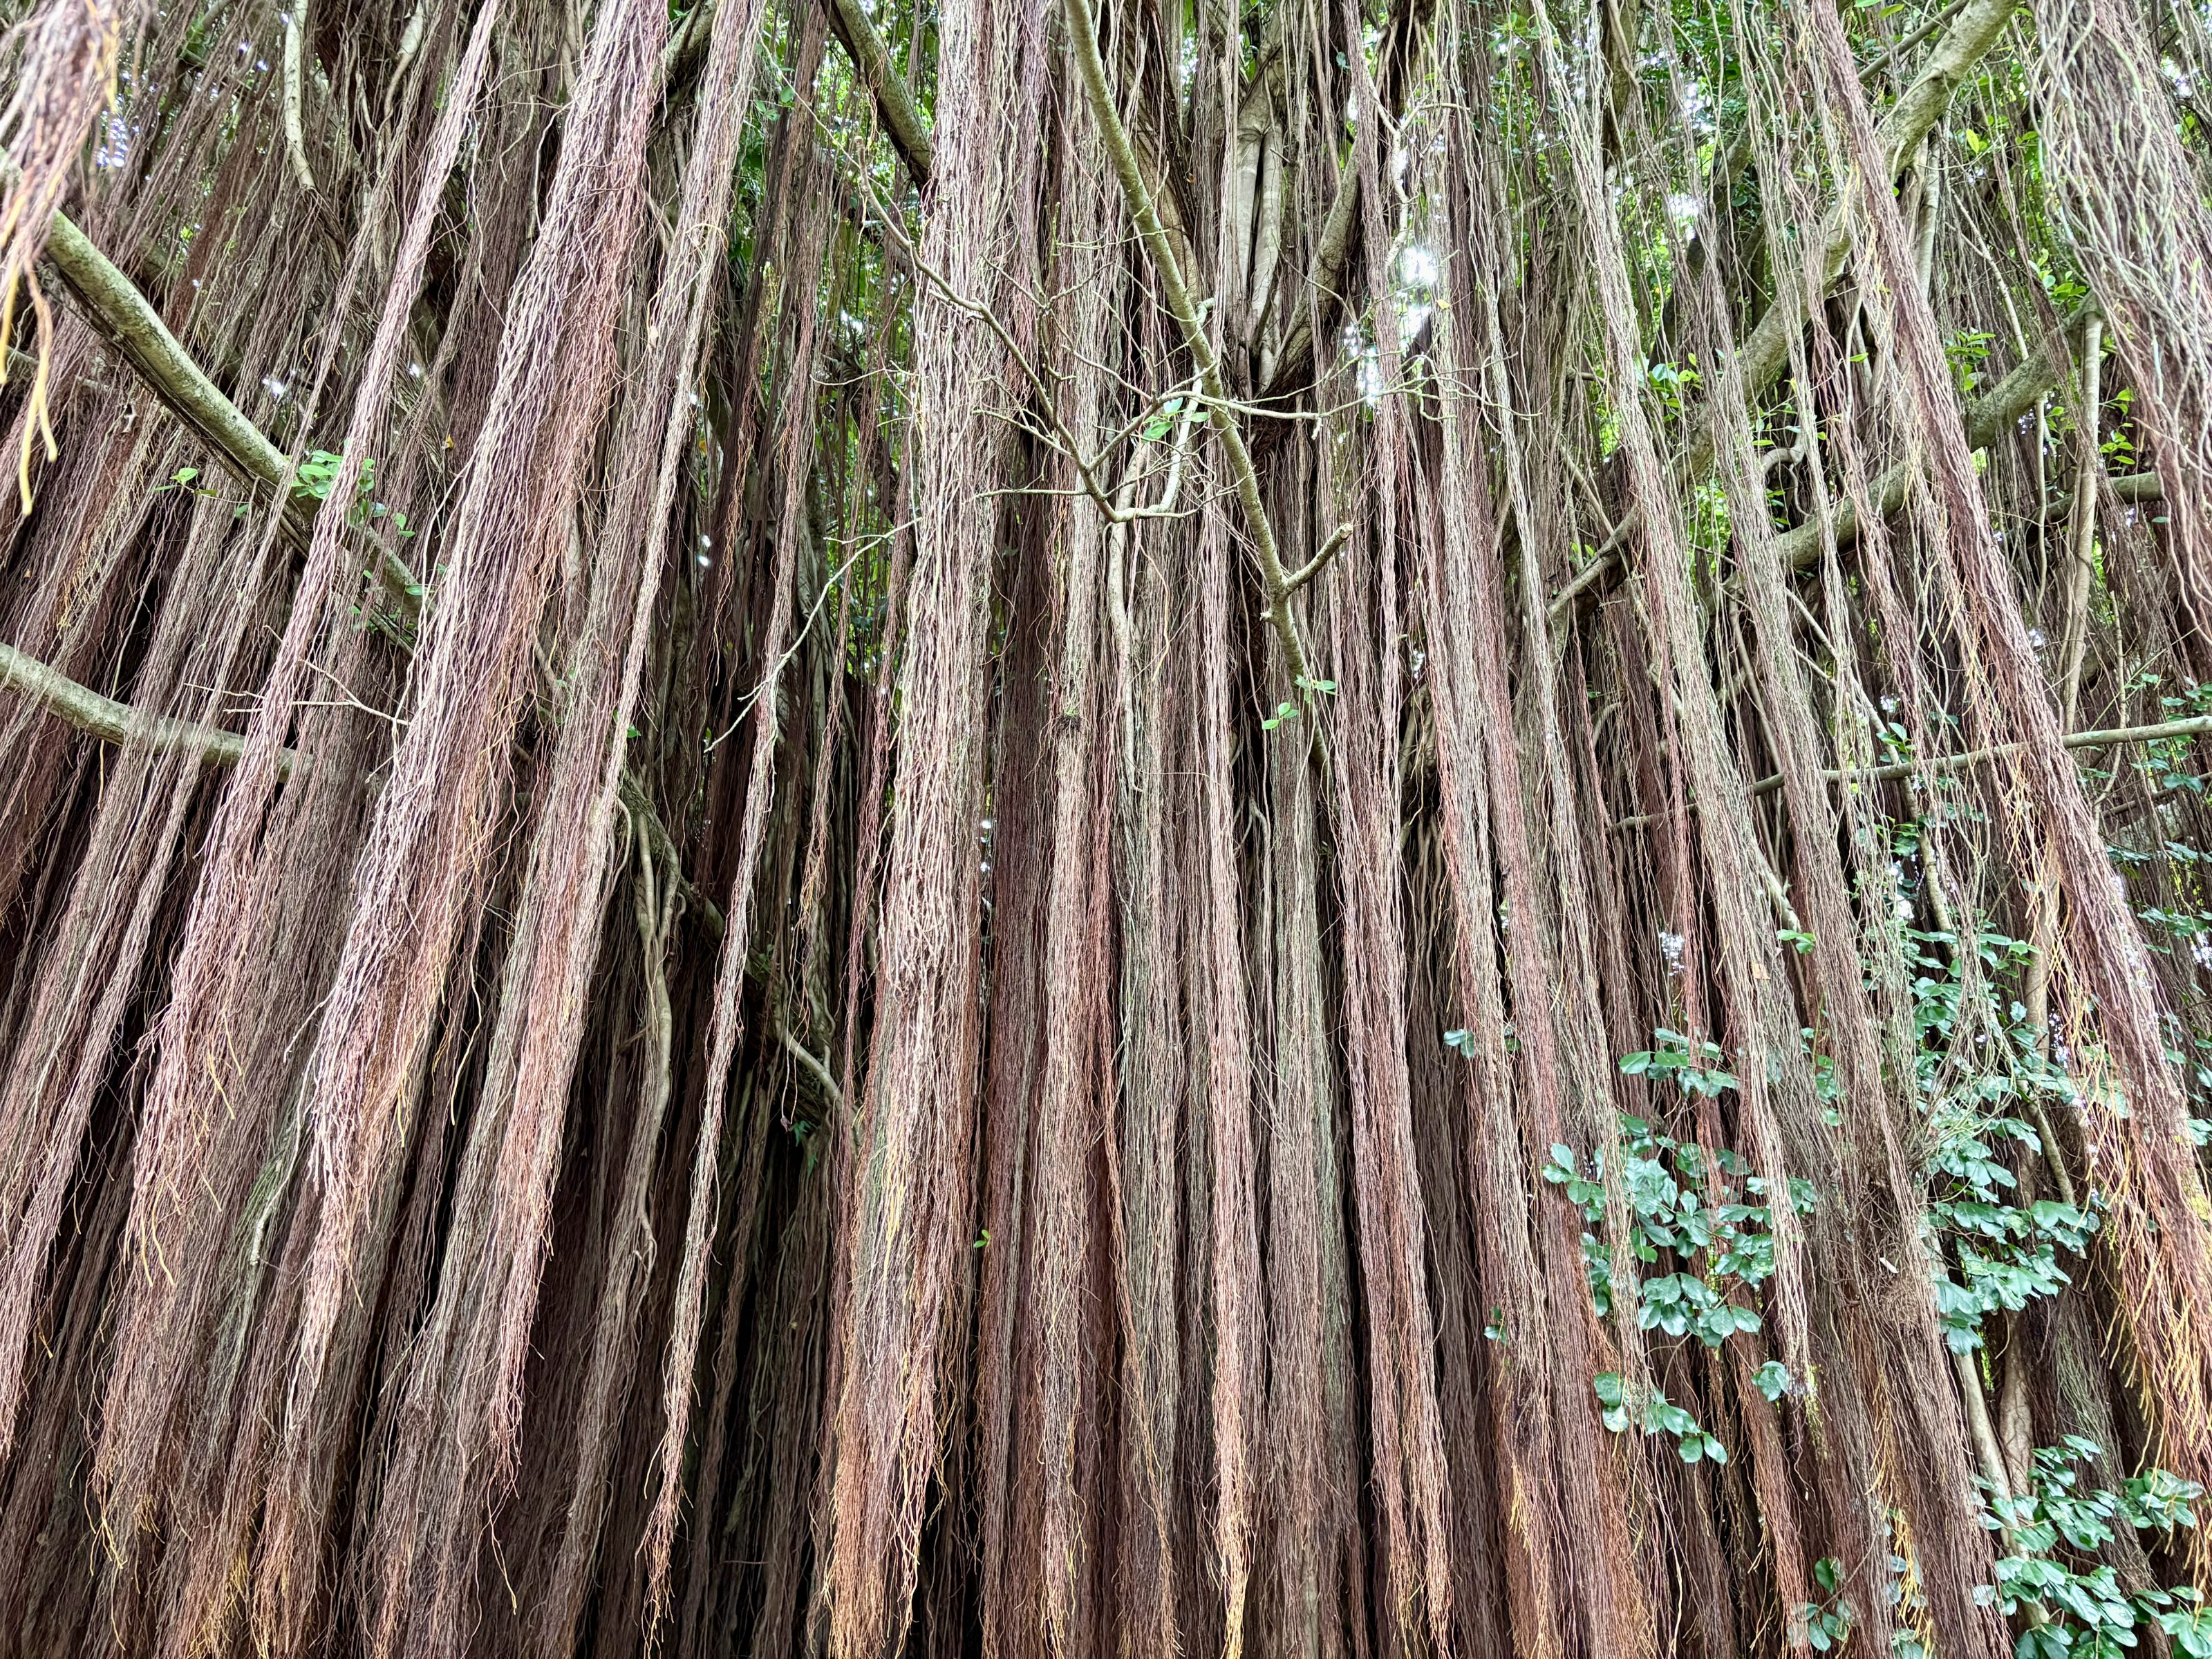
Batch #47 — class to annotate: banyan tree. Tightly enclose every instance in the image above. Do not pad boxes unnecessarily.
[3,0,2212,1651]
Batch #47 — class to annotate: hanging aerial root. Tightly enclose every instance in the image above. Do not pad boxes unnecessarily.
[0,0,146,503]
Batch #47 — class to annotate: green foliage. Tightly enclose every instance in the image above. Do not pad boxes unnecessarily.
[1804,1557,1855,1653]
[1543,1103,1794,1337]
[1138,395,1206,442]
[1619,1027,1738,1098]
[1979,1440,2209,1656]
[1945,326,1997,396]
[1899,926,2102,1352]
[1262,673,1337,733]
[1544,1031,1822,1375]
[1591,1370,1728,1464]
[292,449,364,503]
[1644,357,1700,417]
[288,448,415,541]
[2133,679,2212,802]
[1547,1032,1824,1469]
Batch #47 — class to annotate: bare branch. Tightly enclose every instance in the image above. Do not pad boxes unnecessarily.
[1617,712,2212,829]
[283,8,317,192]
[1283,522,1351,592]
[0,151,422,620]
[0,639,292,774]
[778,1024,843,1109]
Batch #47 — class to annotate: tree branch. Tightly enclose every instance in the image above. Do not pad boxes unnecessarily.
[1062,0,1320,693]
[0,639,290,774]
[283,8,317,192]
[823,0,935,186]
[0,646,745,946]
[1284,521,1351,592]
[1,153,422,619]
[1615,712,2212,829]
[1768,314,2077,570]
[778,1023,843,1109]
[1548,0,2023,617]
[1260,165,1359,407]
[670,0,933,187]
[1731,0,2021,408]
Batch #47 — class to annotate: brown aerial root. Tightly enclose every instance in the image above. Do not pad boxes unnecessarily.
[0,0,144,505]
[0,0,2208,1654]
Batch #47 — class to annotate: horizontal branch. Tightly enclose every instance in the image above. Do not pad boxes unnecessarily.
[1616,712,2212,829]
[0,643,740,937]
[0,639,290,774]
[1770,317,2076,569]
[1549,0,2022,617]
[1,152,422,619]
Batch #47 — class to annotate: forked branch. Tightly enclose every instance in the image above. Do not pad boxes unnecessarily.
[1062,0,1324,692]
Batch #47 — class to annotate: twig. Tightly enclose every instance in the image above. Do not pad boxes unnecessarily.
[1283,522,1351,592]
[706,539,868,751]
[838,136,1208,532]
